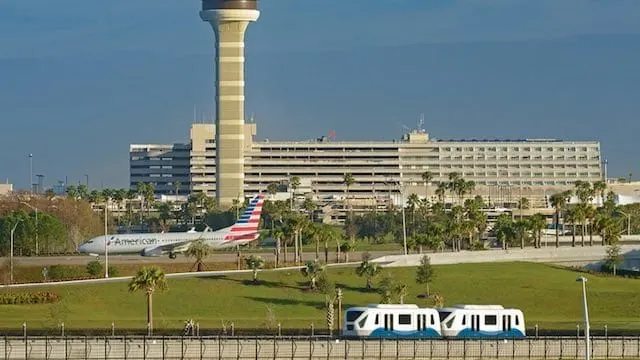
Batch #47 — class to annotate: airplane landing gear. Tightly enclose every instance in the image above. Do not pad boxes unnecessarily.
[169,253,177,259]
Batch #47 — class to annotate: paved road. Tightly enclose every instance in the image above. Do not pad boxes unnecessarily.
[3,250,398,267]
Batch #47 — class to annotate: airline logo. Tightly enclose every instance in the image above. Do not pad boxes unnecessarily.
[224,194,264,242]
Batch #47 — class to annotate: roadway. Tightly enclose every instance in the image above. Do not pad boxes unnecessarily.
[6,235,640,267]
[5,250,396,267]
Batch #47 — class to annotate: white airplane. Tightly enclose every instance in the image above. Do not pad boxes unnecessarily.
[78,194,265,259]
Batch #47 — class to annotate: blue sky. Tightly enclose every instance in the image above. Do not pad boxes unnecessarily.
[1,0,639,190]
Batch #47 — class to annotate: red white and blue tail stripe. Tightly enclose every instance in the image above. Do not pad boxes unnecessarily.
[224,194,265,243]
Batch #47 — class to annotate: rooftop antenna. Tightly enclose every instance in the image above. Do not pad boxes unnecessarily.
[193,105,197,123]
[418,113,425,133]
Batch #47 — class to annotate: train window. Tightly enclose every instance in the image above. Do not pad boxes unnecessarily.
[431,314,436,325]
[462,315,466,326]
[438,311,452,322]
[515,315,519,326]
[445,317,455,329]
[346,311,364,322]
[358,315,368,328]
[375,314,379,325]
[399,314,411,325]
[485,315,497,325]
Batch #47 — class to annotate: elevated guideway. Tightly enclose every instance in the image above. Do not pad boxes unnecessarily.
[372,244,640,268]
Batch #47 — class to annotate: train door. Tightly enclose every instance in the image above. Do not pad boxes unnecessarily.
[502,314,512,332]
[384,313,395,331]
[470,313,480,332]
[417,313,428,331]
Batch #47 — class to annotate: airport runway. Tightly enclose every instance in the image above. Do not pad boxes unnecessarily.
[6,250,398,267]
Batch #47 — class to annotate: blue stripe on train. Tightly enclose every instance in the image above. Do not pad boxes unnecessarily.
[456,328,525,339]
[369,328,441,338]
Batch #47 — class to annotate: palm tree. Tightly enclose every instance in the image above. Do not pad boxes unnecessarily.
[339,237,356,263]
[272,227,285,267]
[245,255,265,283]
[66,185,78,200]
[355,259,380,290]
[421,171,433,201]
[289,176,301,210]
[517,197,530,220]
[549,191,571,248]
[406,193,420,235]
[435,183,447,204]
[514,219,530,249]
[174,181,182,196]
[128,266,168,335]
[528,213,547,248]
[302,197,315,221]
[564,207,577,247]
[343,173,355,215]
[185,239,212,272]
[593,180,607,205]
[300,260,324,290]
[267,182,278,197]
[156,202,172,231]
[113,188,126,225]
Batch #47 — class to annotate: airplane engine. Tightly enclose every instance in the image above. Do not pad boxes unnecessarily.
[140,247,163,257]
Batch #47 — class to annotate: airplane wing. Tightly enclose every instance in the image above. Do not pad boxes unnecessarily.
[140,238,200,257]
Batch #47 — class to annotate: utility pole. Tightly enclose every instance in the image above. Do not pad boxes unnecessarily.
[20,202,38,256]
[10,220,22,284]
[104,204,109,278]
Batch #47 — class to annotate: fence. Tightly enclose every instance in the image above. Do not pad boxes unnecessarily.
[1,336,640,360]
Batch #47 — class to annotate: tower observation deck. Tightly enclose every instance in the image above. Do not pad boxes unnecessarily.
[200,0,260,207]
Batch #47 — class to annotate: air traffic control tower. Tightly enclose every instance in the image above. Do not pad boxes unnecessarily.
[200,0,260,207]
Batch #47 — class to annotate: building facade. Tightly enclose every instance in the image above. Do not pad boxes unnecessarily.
[129,144,191,195]
[130,124,603,208]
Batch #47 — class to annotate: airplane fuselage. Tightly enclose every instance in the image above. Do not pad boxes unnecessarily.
[78,227,255,256]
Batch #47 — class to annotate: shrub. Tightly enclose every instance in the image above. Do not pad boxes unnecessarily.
[86,260,104,277]
[0,292,60,305]
[108,266,120,277]
[48,265,86,280]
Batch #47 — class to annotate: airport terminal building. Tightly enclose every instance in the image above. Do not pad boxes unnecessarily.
[130,123,603,211]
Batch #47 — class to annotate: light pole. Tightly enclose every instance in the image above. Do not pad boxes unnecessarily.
[10,220,22,284]
[617,209,631,236]
[28,154,33,193]
[20,202,38,256]
[576,277,590,360]
[398,181,408,255]
[104,203,109,278]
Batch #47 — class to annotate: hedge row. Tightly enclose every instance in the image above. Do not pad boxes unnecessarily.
[0,292,60,305]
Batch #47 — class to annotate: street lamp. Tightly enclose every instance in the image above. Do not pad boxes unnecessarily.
[576,277,590,360]
[104,203,109,278]
[617,209,631,236]
[398,181,408,255]
[28,154,33,193]
[20,202,38,256]
[10,220,22,284]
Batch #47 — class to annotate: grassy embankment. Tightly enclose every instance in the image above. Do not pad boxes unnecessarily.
[1,262,639,333]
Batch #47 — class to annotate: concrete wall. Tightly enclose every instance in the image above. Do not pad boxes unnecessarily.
[0,183,12,195]
[372,245,640,268]
[0,336,637,359]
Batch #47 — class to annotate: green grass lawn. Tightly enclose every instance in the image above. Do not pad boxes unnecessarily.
[1,262,639,332]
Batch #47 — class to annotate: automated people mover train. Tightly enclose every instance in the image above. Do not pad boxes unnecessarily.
[343,304,525,339]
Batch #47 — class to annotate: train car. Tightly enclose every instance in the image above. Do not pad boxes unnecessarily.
[342,304,441,338]
[438,305,526,338]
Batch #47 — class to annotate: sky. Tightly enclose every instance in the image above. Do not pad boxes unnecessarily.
[1,0,639,190]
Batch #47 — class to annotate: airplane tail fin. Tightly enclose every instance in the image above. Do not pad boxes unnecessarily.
[225,194,265,242]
